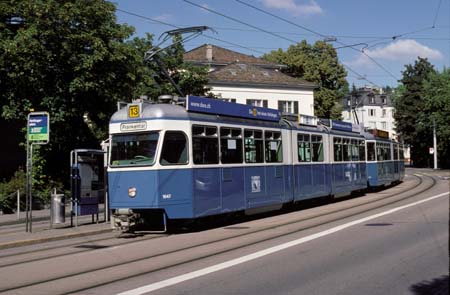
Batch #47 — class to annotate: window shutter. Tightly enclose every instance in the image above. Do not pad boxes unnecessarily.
[278,101,283,112]
[294,101,299,114]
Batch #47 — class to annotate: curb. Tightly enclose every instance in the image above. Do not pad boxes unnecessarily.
[0,228,113,250]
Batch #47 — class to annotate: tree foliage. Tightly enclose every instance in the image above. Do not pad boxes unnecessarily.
[263,40,348,119]
[394,57,437,167]
[422,68,450,168]
[0,0,210,184]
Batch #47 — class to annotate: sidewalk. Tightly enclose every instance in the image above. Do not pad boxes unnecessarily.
[0,206,114,250]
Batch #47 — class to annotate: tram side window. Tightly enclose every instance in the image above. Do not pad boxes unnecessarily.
[297,133,311,162]
[343,138,352,161]
[160,131,188,165]
[220,127,243,164]
[265,131,283,163]
[386,144,392,160]
[359,140,366,161]
[192,125,219,164]
[351,139,359,161]
[244,129,264,163]
[367,142,376,161]
[376,143,384,161]
[399,145,405,160]
[312,135,324,162]
[333,137,343,162]
[393,144,399,160]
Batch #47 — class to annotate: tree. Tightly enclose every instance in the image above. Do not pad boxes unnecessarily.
[0,1,210,184]
[422,68,450,168]
[0,0,140,183]
[394,57,435,167]
[263,40,348,119]
[136,34,210,99]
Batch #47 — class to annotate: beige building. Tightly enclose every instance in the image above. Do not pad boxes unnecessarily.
[184,44,316,116]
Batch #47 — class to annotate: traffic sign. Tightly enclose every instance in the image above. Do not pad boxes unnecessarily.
[28,112,49,144]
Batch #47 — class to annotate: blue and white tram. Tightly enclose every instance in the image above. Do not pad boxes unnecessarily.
[107,96,399,231]
[363,129,404,187]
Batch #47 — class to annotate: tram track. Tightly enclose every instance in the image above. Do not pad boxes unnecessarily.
[0,173,440,294]
[0,174,420,266]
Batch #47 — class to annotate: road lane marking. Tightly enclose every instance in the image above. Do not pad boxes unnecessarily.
[117,192,449,295]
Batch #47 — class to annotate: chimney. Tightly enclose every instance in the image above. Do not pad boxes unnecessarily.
[206,44,213,61]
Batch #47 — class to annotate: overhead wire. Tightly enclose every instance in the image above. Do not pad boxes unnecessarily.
[182,0,383,86]
[182,0,299,44]
[432,0,443,27]
[116,8,266,54]
[233,0,399,81]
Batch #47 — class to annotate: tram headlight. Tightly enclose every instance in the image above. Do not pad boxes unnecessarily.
[128,187,137,198]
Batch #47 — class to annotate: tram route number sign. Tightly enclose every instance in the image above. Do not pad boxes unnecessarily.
[128,104,141,118]
[28,112,50,144]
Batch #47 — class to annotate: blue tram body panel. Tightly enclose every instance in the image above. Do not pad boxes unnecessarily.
[193,168,221,217]
[294,164,330,200]
[220,167,246,214]
[109,169,195,219]
[109,170,159,208]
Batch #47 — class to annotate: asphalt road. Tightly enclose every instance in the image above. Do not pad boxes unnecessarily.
[93,171,448,295]
[141,190,448,295]
[0,170,448,295]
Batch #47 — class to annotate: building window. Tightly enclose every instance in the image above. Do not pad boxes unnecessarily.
[221,98,236,103]
[381,109,387,118]
[382,97,387,104]
[369,96,375,104]
[368,109,376,117]
[246,99,268,108]
[380,121,387,130]
[369,121,376,128]
[278,100,299,114]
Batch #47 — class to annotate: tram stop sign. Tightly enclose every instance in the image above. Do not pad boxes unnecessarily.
[28,112,50,144]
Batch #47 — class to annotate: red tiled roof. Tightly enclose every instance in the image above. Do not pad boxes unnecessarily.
[184,44,280,67]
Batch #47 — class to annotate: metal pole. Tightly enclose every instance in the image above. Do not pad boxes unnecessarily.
[29,144,34,233]
[433,117,438,169]
[17,190,20,220]
[25,140,29,232]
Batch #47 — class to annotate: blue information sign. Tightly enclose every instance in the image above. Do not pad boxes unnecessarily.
[331,120,353,132]
[187,96,280,122]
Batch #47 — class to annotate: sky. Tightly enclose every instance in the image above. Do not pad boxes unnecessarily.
[112,0,450,89]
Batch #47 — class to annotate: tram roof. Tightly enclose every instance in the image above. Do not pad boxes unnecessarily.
[111,102,285,128]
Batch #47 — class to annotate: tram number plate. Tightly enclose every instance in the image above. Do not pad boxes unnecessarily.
[129,105,140,118]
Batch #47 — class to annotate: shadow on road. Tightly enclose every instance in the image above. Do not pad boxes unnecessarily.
[410,275,449,295]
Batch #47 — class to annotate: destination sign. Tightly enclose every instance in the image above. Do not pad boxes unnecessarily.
[28,112,49,144]
[373,129,389,138]
[331,120,353,132]
[187,96,280,122]
[120,121,147,132]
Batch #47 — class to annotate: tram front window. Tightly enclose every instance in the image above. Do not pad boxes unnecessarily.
[110,132,159,166]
